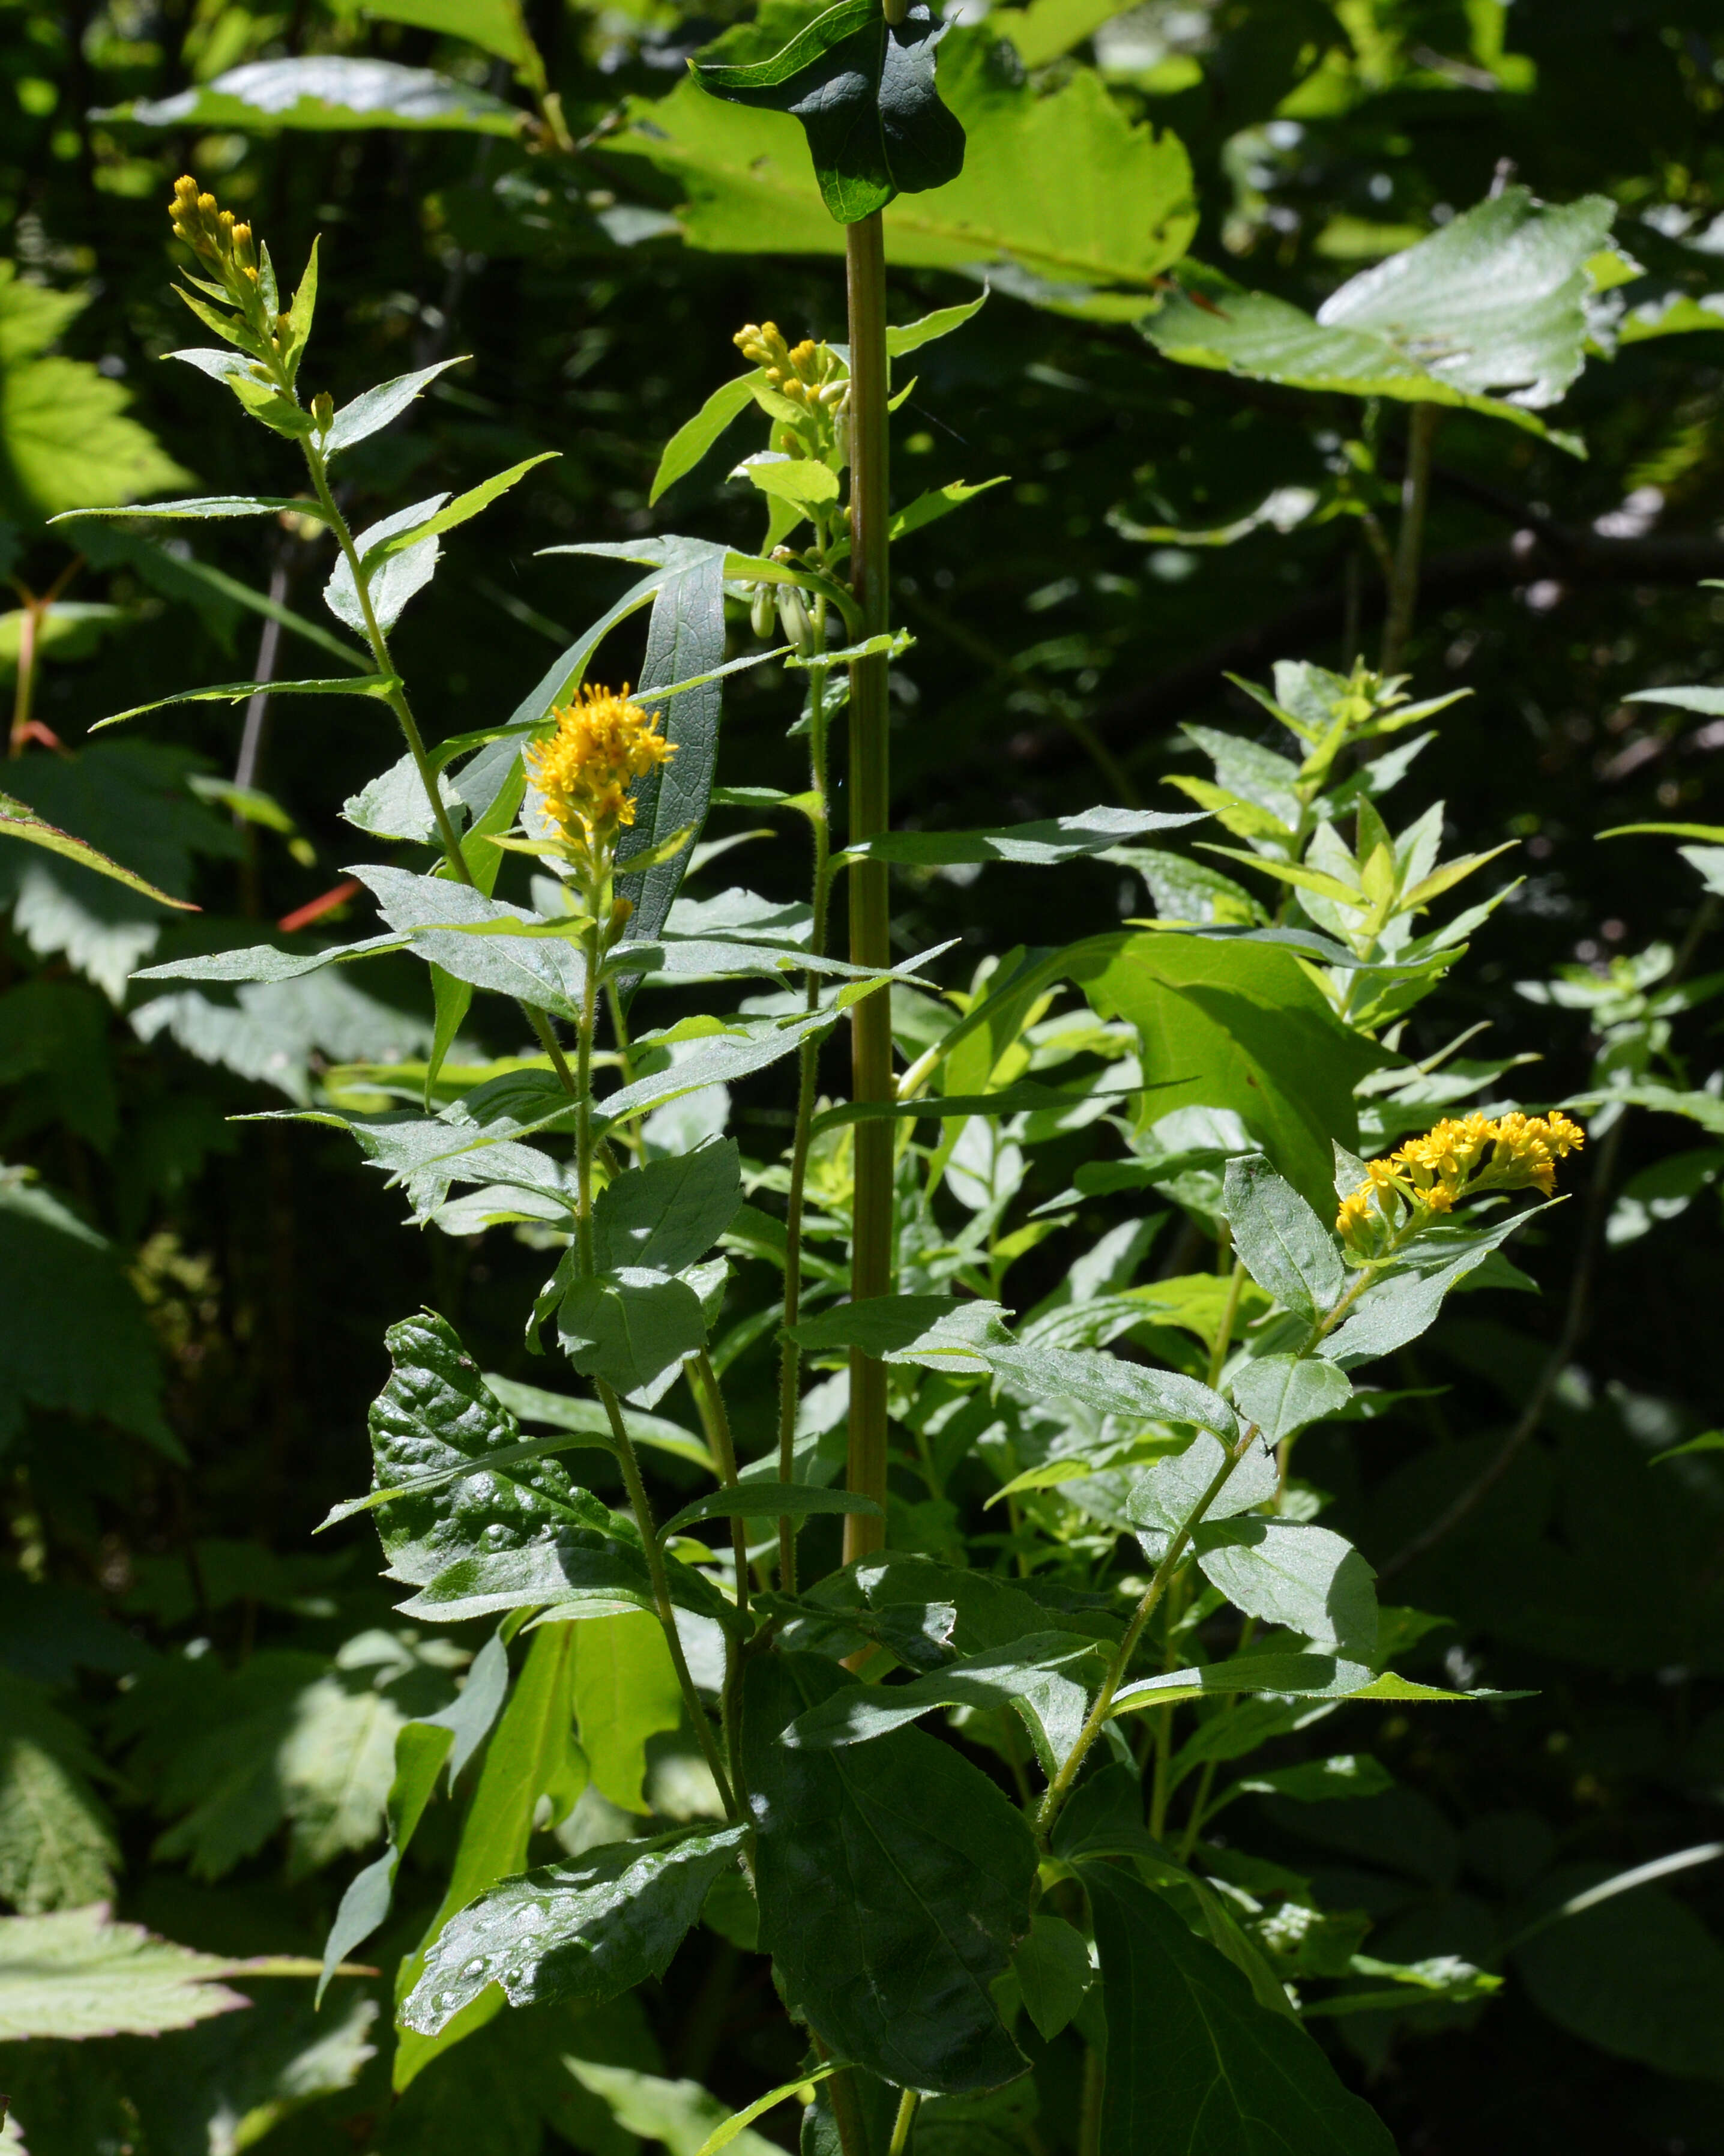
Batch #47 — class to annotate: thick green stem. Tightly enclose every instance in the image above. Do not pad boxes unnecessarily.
[843,210,894,1565]
[888,2087,919,2155]
[689,1348,750,1801]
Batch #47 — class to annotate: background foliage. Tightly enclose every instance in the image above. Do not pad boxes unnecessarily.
[4,0,1724,2149]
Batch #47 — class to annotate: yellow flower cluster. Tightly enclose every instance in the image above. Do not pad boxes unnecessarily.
[525,685,675,864]
[1336,1110,1585,1254]
[169,175,260,288]
[734,321,846,408]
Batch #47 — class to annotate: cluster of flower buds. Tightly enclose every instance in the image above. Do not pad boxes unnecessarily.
[169,175,260,286]
[734,320,849,465]
[1336,1110,1585,1256]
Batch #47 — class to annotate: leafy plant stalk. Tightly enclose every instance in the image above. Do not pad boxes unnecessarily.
[1380,404,1439,672]
[843,210,894,1563]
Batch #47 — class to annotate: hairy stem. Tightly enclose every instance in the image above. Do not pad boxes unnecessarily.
[888,2087,919,2155]
[843,210,894,1565]
[775,649,834,1592]
[1035,1423,1262,1847]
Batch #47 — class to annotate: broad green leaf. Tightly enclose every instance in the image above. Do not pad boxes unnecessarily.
[0,263,190,521]
[0,789,196,909]
[567,2064,783,2156]
[402,1822,749,2034]
[348,0,538,70]
[1227,1354,1353,1445]
[558,1269,708,1397]
[91,673,392,733]
[694,0,965,225]
[353,865,588,1022]
[361,453,558,569]
[1144,190,1611,448]
[324,357,468,457]
[1222,1156,1345,1320]
[780,1632,1104,1777]
[594,1140,743,1276]
[572,1611,683,1812]
[650,373,765,504]
[1193,1517,1379,1659]
[1512,1862,1724,2080]
[844,805,1202,866]
[1067,931,1390,1212]
[615,24,1195,310]
[108,56,524,134]
[1012,1912,1093,2041]
[393,1621,584,2087]
[746,1652,1035,2092]
[1081,1863,1397,2152]
[361,1310,612,1590]
[0,1907,254,2041]
[1126,1431,1277,1541]
[658,1485,884,1542]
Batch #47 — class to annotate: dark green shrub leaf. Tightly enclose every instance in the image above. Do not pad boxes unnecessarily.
[743,1651,1033,2094]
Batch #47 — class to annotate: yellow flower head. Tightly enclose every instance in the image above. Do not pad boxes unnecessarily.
[526,685,675,860]
[1336,1110,1585,1255]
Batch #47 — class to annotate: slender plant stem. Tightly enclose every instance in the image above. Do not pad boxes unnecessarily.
[824,2061,872,2156]
[843,210,894,1565]
[888,2087,919,2155]
[1380,403,1439,672]
[1206,1251,1246,1392]
[775,645,834,1592]
[1078,2044,1104,2156]
[1035,1424,1262,1848]
[689,1348,750,1799]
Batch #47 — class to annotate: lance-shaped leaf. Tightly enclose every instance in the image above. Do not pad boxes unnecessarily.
[359,453,558,570]
[1126,1431,1278,1545]
[595,1007,837,1130]
[91,673,393,734]
[743,1652,1034,2094]
[694,0,965,226]
[0,790,196,908]
[843,806,1203,867]
[1110,1649,1375,1717]
[984,1343,1240,1442]
[782,1632,1105,1777]
[890,475,1008,541]
[786,1293,1010,1366]
[326,495,446,635]
[402,1823,748,2031]
[1081,1862,1397,2154]
[106,55,524,134]
[324,356,468,457]
[50,493,336,522]
[650,373,764,503]
[558,1268,709,1398]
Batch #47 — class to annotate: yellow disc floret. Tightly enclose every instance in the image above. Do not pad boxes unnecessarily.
[525,684,675,863]
[1336,1111,1585,1256]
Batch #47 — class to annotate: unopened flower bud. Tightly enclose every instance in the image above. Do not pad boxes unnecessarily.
[749,583,776,639]
[776,586,815,656]
[311,390,335,434]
